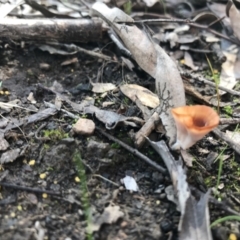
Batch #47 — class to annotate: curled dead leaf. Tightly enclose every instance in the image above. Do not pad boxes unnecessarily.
[120,84,159,108]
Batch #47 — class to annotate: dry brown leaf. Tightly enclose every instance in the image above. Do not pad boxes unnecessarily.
[148,140,212,240]
[143,0,159,7]
[0,0,24,18]
[0,148,20,164]
[61,57,78,66]
[120,84,159,108]
[89,205,124,233]
[91,82,116,93]
[84,105,144,129]
[0,132,9,151]
[226,130,240,143]
[27,92,37,104]
[184,52,198,71]
[226,0,240,41]
[219,47,237,94]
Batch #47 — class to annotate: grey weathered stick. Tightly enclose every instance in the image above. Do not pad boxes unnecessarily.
[212,128,240,155]
[96,126,167,174]
[0,19,103,42]
[0,182,61,196]
[180,69,240,96]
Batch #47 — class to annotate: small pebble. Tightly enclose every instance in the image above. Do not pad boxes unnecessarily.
[72,118,95,135]
[121,221,128,228]
[39,63,50,70]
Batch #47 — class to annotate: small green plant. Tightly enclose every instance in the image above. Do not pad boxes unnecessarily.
[216,154,224,193]
[204,176,214,188]
[43,143,50,150]
[111,142,120,149]
[43,128,68,141]
[215,124,239,193]
[122,97,130,106]
[73,150,93,240]
[123,1,132,15]
[159,0,167,15]
[223,105,233,115]
[211,215,240,228]
[205,56,220,114]
[147,149,155,156]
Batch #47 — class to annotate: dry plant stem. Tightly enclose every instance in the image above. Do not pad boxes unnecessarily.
[96,126,167,174]
[191,186,240,216]
[131,12,169,19]
[0,182,61,196]
[93,174,120,187]
[0,19,103,42]
[184,82,212,105]
[25,0,75,18]
[210,197,240,216]
[44,101,79,119]
[180,70,240,97]
[35,122,50,141]
[0,170,9,181]
[212,128,240,155]
[0,114,28,144]
[148,140,178,175]
[220,118,240,125]
[206,54,220,114]
[50,42,112,61]
[120,18,195,24]
[128,18,240,46]
[134,112,160,148]
[183,48,213,53]
[108,30,132,57]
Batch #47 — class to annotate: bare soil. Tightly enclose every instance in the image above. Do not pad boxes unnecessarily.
[0,35,239,240]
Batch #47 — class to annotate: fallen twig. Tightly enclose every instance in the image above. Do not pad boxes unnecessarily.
[92,174,120,187]
[96,126,167,174]
[212,128,240,155]
[0,182,61,196]
[180,69,240,97]
[191,186,240,216]
[118,17,240,46]
[52,43,112,61]
[0,19,103,42]
[220,118,240,125]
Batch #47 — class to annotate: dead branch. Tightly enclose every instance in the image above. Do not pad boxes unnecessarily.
[220,118,240,125]
[120,18,240,46]
[0,18,103,42]
[0,181,61,196]
[180,69,240,97]
[213,128,240,155]
[96,126,167,174]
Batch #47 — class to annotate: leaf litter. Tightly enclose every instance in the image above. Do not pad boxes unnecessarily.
[0,0,240,239]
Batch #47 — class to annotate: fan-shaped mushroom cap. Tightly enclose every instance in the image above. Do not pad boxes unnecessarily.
[171,105,219,150]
